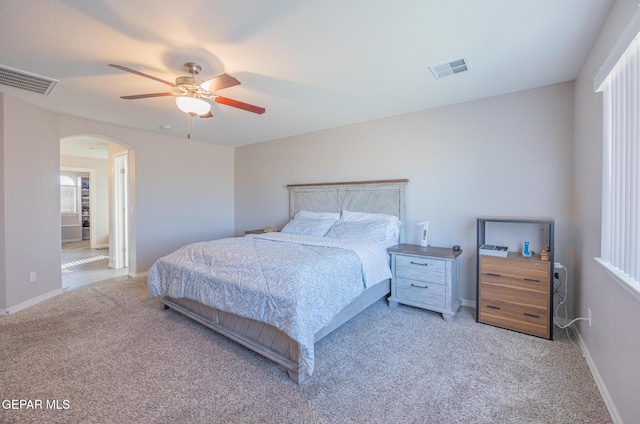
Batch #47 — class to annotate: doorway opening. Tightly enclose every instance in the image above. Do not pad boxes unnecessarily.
[60,135,133,289]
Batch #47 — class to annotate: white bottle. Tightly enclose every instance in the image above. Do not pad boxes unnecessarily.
[417,221,430,247]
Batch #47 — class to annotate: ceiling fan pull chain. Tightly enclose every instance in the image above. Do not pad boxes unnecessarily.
[187,113,193,139]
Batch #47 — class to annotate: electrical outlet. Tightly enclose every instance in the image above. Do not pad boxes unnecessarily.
[29,271,36,282]
[588,308,592,327]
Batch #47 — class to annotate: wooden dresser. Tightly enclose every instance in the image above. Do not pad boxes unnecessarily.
[476,217,554,339]
[478,253,551,338]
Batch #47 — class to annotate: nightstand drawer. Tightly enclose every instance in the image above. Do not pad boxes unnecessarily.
[395,255,445,283]
[396,277,445,307]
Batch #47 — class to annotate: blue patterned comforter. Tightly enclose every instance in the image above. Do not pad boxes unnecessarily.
[147,233,393,377]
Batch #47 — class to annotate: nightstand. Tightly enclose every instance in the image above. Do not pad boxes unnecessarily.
[387,244,462,322]
[244,227,278,235]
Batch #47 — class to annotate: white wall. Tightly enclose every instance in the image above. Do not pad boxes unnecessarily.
[1,94,62,310]
[235,82,574,303]
[574,0,640,422]
[0,95,7,310]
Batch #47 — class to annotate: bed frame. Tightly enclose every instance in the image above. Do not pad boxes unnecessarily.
[161,179,408,383]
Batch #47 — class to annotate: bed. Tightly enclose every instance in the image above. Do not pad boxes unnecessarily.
[147,179,407,383]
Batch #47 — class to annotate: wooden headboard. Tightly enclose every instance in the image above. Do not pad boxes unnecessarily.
[287,179,408,242]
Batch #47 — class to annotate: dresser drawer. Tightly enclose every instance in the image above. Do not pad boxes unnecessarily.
[480,272,550,295]
[478,297,549,338]
[395,255,445,283]
[395,277,445,308]
[481,255,549,281]
[480,283,548,309]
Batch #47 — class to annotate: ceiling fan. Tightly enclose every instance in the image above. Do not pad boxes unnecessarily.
[109,62,265,118]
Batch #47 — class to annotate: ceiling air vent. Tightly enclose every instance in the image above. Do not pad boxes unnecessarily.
[0,64,58,95]
[429,57,470,80]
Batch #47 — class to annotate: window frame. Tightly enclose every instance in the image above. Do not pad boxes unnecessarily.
[60,175,78,214]
[594,8,640,301]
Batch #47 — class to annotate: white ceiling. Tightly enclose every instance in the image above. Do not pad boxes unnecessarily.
[60,136,109,159]
[0,0,612,147]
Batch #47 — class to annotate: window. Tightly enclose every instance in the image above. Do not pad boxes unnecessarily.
[60,175,77,214]
[595,12,640,297]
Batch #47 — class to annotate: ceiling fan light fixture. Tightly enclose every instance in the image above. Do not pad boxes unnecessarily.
[111,62,264,115]
[175,95,211,116]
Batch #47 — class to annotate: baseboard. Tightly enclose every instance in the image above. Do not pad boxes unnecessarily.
[2,288,64,315]
[94,243,109,249]
[576,329,622,423]
[129,270,147,278]
[461,298,475,308]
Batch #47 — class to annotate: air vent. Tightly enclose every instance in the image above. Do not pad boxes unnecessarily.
[0,64,58,95]
[429,57,470,80]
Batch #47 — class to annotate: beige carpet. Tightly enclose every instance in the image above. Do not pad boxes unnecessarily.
[0,278,611,423]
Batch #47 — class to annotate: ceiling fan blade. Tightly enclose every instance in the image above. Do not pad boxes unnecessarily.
[214,96,265,114]
[201,73,240,92]
[120,92,175,100]
[109,64,176,87]
[199,111,213,118]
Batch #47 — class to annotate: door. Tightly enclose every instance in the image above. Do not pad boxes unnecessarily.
[113,154,129,269]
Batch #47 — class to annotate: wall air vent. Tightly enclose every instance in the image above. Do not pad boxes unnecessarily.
[429,57,470,80]
[0,64,58,95]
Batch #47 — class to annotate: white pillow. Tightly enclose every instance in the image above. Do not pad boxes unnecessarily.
[280,217,337,237]
[294,210,340,220]
[325,220,389,242]
[340,210,401,242]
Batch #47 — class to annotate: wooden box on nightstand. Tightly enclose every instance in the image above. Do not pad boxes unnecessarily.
[387,244,462,322]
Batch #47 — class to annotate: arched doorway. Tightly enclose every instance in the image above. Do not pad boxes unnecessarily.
[59,135,134,289]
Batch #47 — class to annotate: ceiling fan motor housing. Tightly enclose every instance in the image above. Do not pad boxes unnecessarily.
[176,76,202,93]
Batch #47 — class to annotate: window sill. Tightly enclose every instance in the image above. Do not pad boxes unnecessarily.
[595,257,640,302]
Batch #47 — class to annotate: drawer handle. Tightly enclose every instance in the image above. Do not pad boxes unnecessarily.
[411,283,429,289]
[410,261,428,266]
[486,305,501,310]
[524,313,540,318]
[523,278,540,283]
[486,273,501,277]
